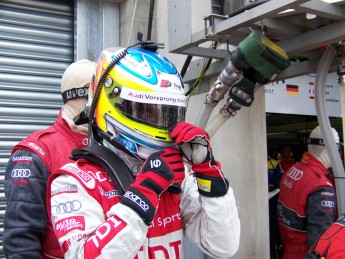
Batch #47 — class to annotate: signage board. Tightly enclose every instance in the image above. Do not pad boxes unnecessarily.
[265,72,341,117]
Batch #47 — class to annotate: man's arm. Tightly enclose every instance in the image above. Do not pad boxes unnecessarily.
[4,150,49,259]
[49,174,148,259]
[170,122,240,258]
[306,187,337,249]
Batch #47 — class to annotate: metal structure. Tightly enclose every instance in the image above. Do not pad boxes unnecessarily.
[0,0,120,258]
[170,0,345,84]
[0,1,74,257]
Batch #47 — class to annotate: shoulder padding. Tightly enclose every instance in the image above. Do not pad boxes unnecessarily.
[57,163,96,190]
[71,145,135,194]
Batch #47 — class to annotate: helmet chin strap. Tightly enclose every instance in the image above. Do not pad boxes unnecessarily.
[99,129,159,161]
[98,129,141,159]
[102,139,143,174]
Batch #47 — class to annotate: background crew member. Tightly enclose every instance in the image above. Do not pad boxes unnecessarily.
[277,126,338,259]
[3,59,95,259]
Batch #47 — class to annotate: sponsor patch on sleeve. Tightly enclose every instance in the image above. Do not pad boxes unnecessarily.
[321,191,335,197]
[61,164,95,189]
[196,178,211,192]
[27,142,45,156]
[12,155,33,163]
[55,216,85,238]
[51,185,78,197]
[84,215,126,258]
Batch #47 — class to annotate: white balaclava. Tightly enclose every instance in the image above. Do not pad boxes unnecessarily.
[308,126,340,169]
[61,59,95,135]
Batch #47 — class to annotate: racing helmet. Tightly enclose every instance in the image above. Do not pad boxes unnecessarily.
[308,126,340,168]
[88,47,188,160]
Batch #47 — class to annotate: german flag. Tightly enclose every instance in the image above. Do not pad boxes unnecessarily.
[309,82,315,100]
[309,88,315,100]
[286,84,299,95]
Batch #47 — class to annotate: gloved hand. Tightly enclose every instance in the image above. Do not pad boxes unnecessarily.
[120,148,185,225]
[169,122,229,197]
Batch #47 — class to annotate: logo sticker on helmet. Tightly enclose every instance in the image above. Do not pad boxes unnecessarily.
[121,88,188,107]
[160,79,172,88]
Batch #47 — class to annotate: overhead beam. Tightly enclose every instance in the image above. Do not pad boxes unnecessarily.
[177,0,345,83]
[298,0,345,20]
[278,19,345,55]
[180,47,231,59]
[170,0,309,54]
[267,118,342,134]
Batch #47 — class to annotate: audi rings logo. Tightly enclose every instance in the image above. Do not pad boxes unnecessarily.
[321,200,335,208]
[11,169,31,178]
[287,168,303,181]
[51,200,82,215]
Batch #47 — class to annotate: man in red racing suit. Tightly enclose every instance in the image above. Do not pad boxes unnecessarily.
[277,126,339,259]
[47,146,240,258]
[3,59,95,259]
[46,46,241,259]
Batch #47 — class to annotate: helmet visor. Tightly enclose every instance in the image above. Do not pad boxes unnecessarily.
[117,100,186,128]
[117,88,188,129]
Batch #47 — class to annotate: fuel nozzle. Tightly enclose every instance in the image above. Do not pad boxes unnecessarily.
[229,77,255,107]
[220,30,291,116]
[215,76,255,120]
[195,30,291,129]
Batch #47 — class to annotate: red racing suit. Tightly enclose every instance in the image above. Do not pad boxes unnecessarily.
[46,157,241,259]
[277,152,336,259]
[279,159,297,174]
[312,213,345,258]
[3,112,88,259]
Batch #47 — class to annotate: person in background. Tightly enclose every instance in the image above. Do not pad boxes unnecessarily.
[277,126,338,259]
[268,155,283,192]
[278,144,297,174]
[268,155,284,258]
[3,59,95,259]
[46,45,241,258]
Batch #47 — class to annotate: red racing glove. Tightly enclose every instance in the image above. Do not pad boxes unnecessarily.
[120,148,185,225]
[169,122,229,197]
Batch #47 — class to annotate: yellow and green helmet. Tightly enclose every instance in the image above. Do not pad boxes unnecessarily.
[89,47,188,159]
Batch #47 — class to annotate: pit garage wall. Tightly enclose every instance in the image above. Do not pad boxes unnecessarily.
[190,85,269,259]
[156,1,269,258]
